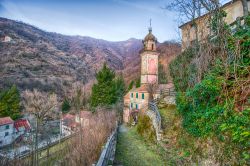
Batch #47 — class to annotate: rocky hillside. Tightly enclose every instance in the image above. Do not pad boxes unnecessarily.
[0,17,181,98]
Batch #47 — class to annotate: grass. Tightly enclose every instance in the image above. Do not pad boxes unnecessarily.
[115,126,167,166]
[38,138,71,166]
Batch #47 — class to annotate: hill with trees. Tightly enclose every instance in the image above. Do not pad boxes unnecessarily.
[0,17,180,98]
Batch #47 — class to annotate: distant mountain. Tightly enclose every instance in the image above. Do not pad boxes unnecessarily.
[0,17,181,98]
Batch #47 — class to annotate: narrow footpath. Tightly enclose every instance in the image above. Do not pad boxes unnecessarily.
[114,125,167,166]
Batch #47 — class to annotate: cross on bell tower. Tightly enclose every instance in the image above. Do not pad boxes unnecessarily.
[149,19,152,32]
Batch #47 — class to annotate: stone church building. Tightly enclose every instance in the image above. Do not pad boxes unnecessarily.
[123,27,160,123]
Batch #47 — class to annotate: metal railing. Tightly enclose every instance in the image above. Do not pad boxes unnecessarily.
[148,102,161,124]
[96,125,118,166]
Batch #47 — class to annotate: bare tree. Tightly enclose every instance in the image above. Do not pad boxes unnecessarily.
[23,89,58,166]
[147,83,158,101]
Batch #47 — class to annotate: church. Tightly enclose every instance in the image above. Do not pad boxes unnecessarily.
[123,25,160,123]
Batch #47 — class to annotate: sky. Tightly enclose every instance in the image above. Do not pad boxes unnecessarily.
[0,0,180,42]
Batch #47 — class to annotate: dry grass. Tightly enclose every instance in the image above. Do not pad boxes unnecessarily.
[61,108,117,166]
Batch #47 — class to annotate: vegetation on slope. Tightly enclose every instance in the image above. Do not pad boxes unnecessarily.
[169,14,250,164]
[0,85,21,119]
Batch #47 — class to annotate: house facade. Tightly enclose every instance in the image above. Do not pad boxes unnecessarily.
[62,111,92,135]
[0,117,14,147]
[180,0,250,51]
[0,117,32,147]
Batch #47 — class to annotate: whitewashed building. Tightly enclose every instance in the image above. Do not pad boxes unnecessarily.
[0,117,15,147]
[0,117,31,147]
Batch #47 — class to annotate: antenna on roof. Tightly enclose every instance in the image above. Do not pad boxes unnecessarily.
[149,18,152,33]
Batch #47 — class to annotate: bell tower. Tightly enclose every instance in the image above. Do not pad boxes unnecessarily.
[140,20,159,85]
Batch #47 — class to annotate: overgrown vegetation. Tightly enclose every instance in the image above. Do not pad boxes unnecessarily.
[136,114,156,143]
[0,85,21,119]
[62,109,117,166]
[170,14,250,164]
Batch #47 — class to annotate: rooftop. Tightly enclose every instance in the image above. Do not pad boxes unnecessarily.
[14,119,31,131]
[0,117,14,126]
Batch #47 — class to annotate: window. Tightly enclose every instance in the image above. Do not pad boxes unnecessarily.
[131,103,133,109]
[131,93,133,98]
[136,93,138,98]
[142,93,144,99]
[5,125,9,129]
[152,44,154,50]
[136,104,138,109]
[5,132,8,136]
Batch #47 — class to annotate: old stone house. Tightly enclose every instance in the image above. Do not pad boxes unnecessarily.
[180,0,250,51]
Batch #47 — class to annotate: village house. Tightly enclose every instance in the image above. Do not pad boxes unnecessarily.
[0,117,31,147]
[180,0,250,51]
[62,111,92,135]
[62,114,77,136]
[3,35,12,42]
[0,117,15,147]
[14,119,31,140]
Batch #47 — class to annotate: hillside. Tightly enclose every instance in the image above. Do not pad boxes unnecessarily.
[0,17,180,97]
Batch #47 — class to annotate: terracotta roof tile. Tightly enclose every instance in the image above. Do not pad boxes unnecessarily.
[0,117,14,126]
[14,119,31,131]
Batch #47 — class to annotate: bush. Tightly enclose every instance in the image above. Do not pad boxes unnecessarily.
[137,114,156,142]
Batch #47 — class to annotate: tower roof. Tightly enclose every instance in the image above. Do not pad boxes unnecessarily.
[144,30,157,41]
[143,19,157,42]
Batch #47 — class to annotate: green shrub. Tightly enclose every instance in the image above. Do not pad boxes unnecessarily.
[170,15,250,164]
[62,98,71,113]
[136,114,156,142]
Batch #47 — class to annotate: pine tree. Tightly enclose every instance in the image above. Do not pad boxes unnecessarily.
[0,85,21,120]
[128,80,134,91]
[90,63,118,107]
[135,78,140,88]
[62,98,71,113]
[115,76,125,101]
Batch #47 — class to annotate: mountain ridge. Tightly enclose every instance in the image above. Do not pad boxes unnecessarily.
[0,17,181,98]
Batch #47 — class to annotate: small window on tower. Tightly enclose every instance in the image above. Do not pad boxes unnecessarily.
[152,44,154,50]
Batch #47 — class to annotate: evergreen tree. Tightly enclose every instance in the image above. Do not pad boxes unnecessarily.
[128,80,134,91]
[115,76,125,101]
[62,98,71,113]
[135,78,140,88]
[90,63,118,107]
[0,85,21,119]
